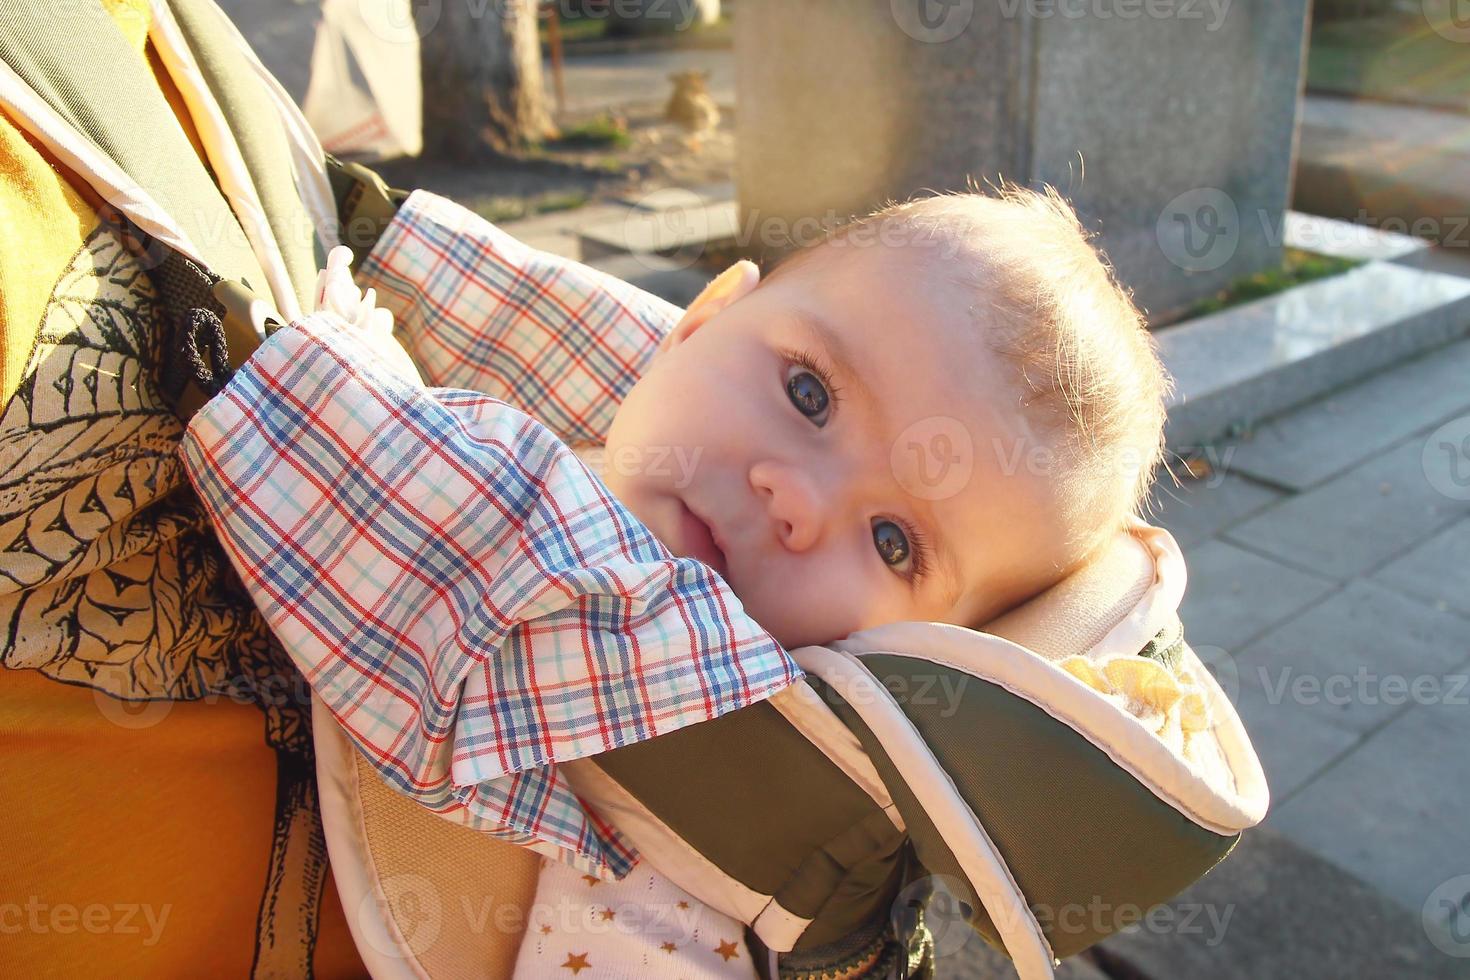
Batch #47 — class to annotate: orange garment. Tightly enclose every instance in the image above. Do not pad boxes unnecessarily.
[0,2,364,975]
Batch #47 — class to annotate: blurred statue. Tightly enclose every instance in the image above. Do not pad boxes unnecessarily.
[665,69,720,152]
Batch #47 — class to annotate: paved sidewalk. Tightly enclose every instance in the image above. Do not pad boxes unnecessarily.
[1145,332,1470,936]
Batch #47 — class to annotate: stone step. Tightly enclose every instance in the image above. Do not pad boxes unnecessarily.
[1158,258,1470,450]
[584,252,712,308]
[577,199,740,261]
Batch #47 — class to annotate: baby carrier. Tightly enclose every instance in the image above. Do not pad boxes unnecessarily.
[288,194,1270,978]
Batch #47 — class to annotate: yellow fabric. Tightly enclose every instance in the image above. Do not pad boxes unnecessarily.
[0,2,364,975]
[0,670,364,978]
[0,117,97,405]
[1058,653,1212,757]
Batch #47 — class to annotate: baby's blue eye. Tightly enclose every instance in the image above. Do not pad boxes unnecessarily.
[872,518,910,568]
[787,368,830,425]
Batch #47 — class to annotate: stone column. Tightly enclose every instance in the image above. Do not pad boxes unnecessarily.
[734,0,1310,324]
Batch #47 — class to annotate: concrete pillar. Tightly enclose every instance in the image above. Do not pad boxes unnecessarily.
[734,0,1310,324]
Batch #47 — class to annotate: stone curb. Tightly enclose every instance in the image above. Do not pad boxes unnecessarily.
[1159,213,1470,450]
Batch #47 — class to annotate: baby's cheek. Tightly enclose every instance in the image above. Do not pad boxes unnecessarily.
[740,568,875,649]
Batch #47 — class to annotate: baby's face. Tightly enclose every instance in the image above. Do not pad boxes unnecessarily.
[603,241,1076,650]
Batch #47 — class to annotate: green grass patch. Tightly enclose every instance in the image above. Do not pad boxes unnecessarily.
[551,114,633,150]
[1308,14,1470,111]
[1182,248,1363,320]
[468,190,592,225]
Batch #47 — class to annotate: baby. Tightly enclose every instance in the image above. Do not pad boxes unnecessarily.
[591,185,1171,652]
[306,183,1172,975]
[320,184,1169,651]
[513,185,1173,976]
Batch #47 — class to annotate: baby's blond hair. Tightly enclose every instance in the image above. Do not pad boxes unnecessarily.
[769,182,1174,573]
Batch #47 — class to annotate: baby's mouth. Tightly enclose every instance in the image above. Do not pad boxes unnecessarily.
[674,500,729,579]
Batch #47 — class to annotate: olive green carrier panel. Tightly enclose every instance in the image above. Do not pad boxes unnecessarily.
[591,696,912,952]
[812,648,1238,960]
[163,0,328,301]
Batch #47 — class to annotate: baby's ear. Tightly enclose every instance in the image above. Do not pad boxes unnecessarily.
[658,260,760,354]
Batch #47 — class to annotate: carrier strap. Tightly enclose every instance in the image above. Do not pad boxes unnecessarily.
[328,153,410,272]
[149,154,405,423]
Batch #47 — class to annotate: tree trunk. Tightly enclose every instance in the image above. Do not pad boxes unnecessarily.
[417,0,556,161]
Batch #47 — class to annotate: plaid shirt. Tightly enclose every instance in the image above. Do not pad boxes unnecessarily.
[178,191,801,880]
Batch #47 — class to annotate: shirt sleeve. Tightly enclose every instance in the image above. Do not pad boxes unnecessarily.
[176,312,801,880]
[352,188,680,446]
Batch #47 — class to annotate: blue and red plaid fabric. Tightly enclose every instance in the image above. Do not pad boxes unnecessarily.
[357,189,683,441]
[177,191,801,879]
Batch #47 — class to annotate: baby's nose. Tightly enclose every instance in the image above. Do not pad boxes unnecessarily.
[749,460,827,553]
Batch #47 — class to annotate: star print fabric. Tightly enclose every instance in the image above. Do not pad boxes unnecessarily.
[513,856,756,978]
